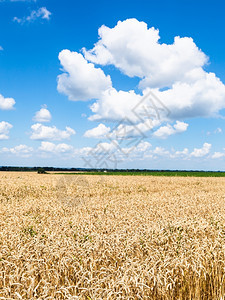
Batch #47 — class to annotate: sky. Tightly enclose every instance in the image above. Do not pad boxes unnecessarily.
[1,0,225,170]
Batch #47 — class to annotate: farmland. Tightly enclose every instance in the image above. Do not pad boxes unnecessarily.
[54,170,225,177]
[1,172,225,299]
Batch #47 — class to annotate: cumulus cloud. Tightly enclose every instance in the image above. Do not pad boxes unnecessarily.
[57,18,225,145]
[1,144,33,157]
[83,18,208,89]
[153,121,188,139]
[89,88,142,122]
[0,121,13,140]
[0,94,15,110]
[135,141,151,152]
[190,143,211,157]
[30,123,76,141]
[39,141,74,153]
[87,110,186,141]
[150,70,225,119]
[106,140,152,161]
[84,123,111,139]
[172,148,189,158]
[86,71,225,122]
[78,141,119,162]
[13,7,51,24]
[79,141,213,166]
[33,106,52,123]
[150,147,170,157]
[81,19,225,122]
[57,50,112,101]
[0,138,215,164]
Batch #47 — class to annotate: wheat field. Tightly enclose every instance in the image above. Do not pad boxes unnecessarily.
[1,172,225,299]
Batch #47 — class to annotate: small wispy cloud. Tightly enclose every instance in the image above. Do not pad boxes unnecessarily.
[13,7,51,24]
[0,0,37,2]
[207,127,222,136]
[0,46,3,51]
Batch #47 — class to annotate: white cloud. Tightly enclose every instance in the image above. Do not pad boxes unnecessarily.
[0,94,15,110]
[32,7,51,20]
[153,146,170,157]
[83,18,207,89]
[1,0,37,2]
[81,19,225,121]
[78,141,118,157]
[110,122,146,139]
[121,141,152,159]
[149,69,225,119]
[105,119,160,141]
[81,141,213,162]
[0,46,3,51]
[2,139,214,164]
[77,141,213,163]
[215,127,222,134]
[136,141,151,152]
[212,152,225,159]
[33,106,52,123]
[86,71,225,123]
[39,141,74,153]
[1,144,33,157]
[57,18,225,150]
[190,143,211,157]
[153,121,188,139]
[207,127,223,136]
[87,104,187,141]
[13,17,22,23]
[0,121,13,140]
[13,7,51,24]
[173,148,189,158]
[30,123,76,141]
[84,123,111,139]
[57,50,112,101]
[89,88,142,122]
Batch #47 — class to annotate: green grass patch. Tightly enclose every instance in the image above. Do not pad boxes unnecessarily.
[52,171,225,177]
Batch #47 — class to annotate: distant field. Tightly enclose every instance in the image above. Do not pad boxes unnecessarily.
[1,172,225,299]
[54,170,225,177]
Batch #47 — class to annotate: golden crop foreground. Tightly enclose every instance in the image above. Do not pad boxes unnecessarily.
[1,173,225,299]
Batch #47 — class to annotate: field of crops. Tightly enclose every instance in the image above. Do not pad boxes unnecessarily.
[1,172,225,299]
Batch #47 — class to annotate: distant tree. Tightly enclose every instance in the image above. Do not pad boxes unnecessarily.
[37,168,47,174]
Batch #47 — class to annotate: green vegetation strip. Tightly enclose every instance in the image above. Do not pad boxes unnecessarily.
[53,171,225,177]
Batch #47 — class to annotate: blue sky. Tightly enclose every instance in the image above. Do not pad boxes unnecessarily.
[0,0,225,170]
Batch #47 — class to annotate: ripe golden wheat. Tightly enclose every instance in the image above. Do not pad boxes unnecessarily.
[0,172,225,299]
